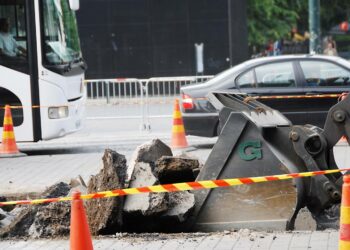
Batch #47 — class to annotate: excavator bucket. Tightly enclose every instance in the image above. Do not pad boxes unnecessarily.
[188,92,345,231]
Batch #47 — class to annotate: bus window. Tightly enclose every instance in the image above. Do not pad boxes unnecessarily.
[42,0,82,73]
[0,0,28,73]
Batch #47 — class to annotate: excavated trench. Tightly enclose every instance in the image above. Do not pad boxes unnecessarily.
[0,139,334,239]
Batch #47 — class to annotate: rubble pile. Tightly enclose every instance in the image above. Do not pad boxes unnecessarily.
[86,149,127,235]
[162,191,195,223]
[0,182,71,238]
[123,139,172,218]
[155,156,199,184]
[123,162,168,216]
[28,201,71,237]
[0,139,201,237]
[123,139,197,232]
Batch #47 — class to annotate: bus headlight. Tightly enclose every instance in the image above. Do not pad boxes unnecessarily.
[48,106,69,119]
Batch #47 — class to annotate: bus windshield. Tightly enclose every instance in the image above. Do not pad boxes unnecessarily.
[42,0,82,66]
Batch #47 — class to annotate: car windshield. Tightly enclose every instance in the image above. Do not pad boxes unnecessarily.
[41,0,82,65]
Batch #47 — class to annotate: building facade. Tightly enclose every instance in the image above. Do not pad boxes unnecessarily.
[77,0,248,79]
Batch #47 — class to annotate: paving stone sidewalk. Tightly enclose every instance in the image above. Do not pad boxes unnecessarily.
[0,153,103,197]
[0,231,339,249]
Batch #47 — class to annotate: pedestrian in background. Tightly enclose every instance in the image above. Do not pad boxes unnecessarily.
[323,40,338,56]
[265,40,274,56]
[273,39,283,56]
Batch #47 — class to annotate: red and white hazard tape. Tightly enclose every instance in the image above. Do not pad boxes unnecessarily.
[1,168,349,207]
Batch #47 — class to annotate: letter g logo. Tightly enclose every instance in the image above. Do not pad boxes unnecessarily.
[238,141,262,161]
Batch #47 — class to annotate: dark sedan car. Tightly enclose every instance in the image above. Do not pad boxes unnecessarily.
[181,55,350,137]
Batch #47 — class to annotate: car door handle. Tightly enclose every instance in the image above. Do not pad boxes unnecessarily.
[248,92,267,96]
[305,92,321,95]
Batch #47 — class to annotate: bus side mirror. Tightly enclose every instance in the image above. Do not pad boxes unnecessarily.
[69,0,80,11]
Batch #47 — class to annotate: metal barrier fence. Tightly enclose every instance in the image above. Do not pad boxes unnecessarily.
[84,75,213,103]
[84,75,214,131]
[85,78,143,104]
[143,76,213,98]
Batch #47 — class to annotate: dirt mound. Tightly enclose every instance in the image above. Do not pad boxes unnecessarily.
[0,182,70,238]
[155,156,199,184]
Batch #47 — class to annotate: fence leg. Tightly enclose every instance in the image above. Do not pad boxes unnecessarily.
[106,82,110,104]
[139,81,146,131]
[139,81,151,132]
[145,82,151,131]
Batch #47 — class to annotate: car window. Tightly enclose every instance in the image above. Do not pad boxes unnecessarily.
[236,70,255,88]
[300,61,350,87]
[255,62,296,88]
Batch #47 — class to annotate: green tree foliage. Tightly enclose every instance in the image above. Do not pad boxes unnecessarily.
[247,0,350,47]
[247,0,299,46]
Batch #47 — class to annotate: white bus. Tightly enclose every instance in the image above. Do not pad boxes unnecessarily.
[0,0,85,142]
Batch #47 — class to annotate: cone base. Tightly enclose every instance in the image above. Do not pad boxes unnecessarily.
[171,132,188,149]
[171,145,189,149]
[0,151,26,158]
[338,137,349,145]
[171,141,189,149]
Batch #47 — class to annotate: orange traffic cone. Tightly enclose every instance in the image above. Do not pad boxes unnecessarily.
[171,99,188,149]
[70,191,93,250]
[339,175,350,250]
[340,136,348,143]
[0,105,25,158]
